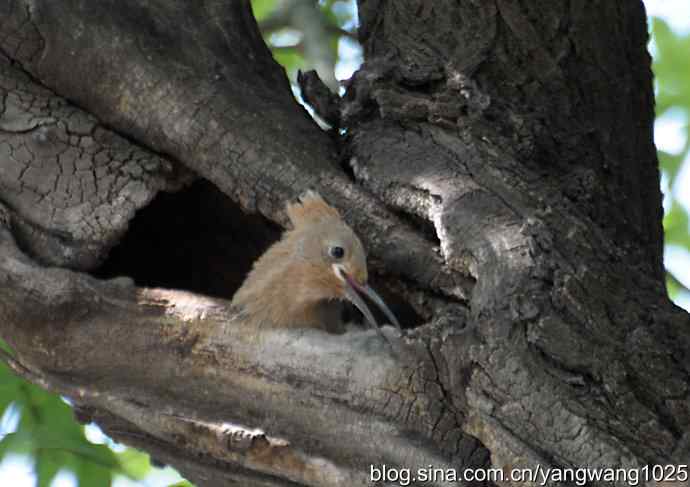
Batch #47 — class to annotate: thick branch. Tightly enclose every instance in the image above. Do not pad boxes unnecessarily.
[0,214,473,486]
[0,52,192,269]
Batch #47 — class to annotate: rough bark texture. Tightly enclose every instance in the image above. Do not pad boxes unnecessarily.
[0,1,688,486]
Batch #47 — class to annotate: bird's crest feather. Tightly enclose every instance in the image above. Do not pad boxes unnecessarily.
[286,191,341,228]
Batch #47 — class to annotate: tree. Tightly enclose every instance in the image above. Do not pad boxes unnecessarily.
[1,1,689,486]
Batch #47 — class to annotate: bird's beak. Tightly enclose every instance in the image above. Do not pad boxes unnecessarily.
[336,266,402,332]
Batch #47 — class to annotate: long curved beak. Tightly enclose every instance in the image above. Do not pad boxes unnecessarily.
[340,271,402,332]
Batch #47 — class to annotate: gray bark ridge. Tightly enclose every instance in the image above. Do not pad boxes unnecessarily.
[0,1,689,487]
[0,53,191,269]
[347,0,689,476]
[0,219,473,486]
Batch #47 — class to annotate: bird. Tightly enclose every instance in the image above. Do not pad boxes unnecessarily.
[231,191,401,335]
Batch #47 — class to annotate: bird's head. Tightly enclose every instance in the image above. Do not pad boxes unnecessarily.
[231,191,400,331]
[285,191,400,331]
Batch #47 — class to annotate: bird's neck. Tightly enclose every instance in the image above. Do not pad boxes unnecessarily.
[231,259,339,330]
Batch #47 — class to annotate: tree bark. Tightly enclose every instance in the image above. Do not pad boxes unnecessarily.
[1,1,688,486]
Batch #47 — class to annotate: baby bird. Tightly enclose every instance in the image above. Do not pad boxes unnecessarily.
[231,191,401,334]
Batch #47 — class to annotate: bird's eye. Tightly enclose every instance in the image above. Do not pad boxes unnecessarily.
[329,246,345,259]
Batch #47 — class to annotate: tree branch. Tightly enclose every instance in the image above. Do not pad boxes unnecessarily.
[0,214,471,486]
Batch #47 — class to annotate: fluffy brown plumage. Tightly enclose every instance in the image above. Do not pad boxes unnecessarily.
[231,191,400,333]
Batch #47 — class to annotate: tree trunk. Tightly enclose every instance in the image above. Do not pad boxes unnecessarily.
[1,1,688,486]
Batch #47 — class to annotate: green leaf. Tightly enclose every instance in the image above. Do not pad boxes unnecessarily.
[0,431,33,456]
[659,150,686,186]
[76,459,112,487]
[117,448,152,480]
[11,421,117,467]
[35,449,62,487]
[250,0,277,22]
[664,202,690,248]
[0,367,21,433]
[0,338,12,354]
[272,48,306,74]
[667,272,684,299]
[168,481,195,487]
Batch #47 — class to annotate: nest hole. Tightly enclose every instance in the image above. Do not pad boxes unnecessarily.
[95,179,421,328]
[94,179,281,299]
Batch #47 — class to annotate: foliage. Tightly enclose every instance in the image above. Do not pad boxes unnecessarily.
[0,355,151,487]
[651,18,690,300]
[251,0,358,86]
